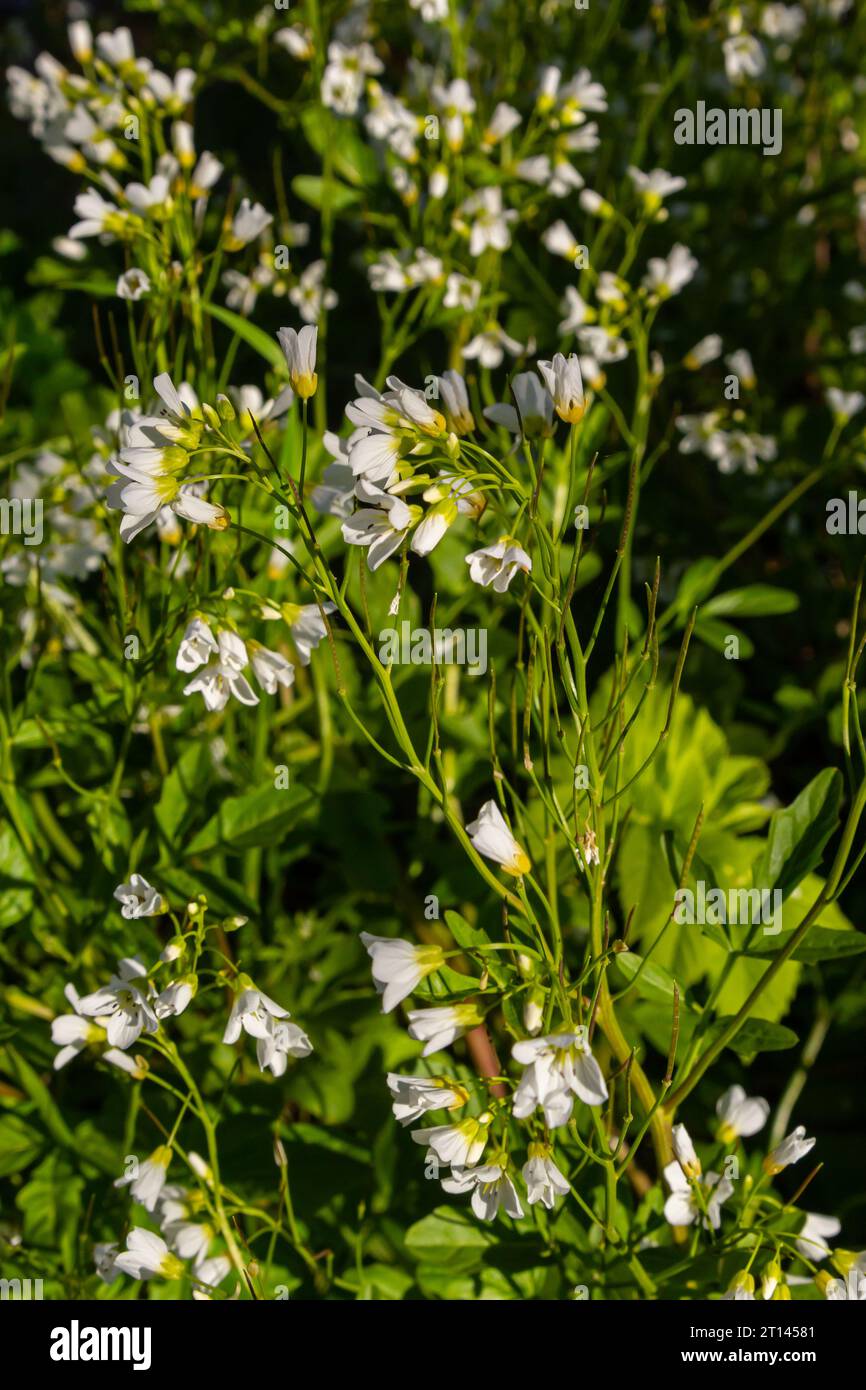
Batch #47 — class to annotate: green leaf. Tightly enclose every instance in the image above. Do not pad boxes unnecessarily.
[707,1015,798,1059]
[202,302,285,367]
[0,1113,46,1176]
[610,950,683,1006]
[693,618,754,660]
[753,768,843,902]
[300,108,379,186]
[740,924,866,964]
[702,586,799,618]
[291,174,361,213]
[444,909,508,986]
[672,558,718,613]
[1,1045,76,1148]
[405,1206,496,1271]
[184,782,315,854]
[155,742,213,846]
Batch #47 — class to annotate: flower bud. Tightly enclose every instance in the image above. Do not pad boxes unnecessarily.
[672,1123,701,1178]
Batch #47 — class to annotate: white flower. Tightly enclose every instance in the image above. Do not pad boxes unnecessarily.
[256,1017,312,1076]
[69,189,129,240]
[512,1031,608,1127]
[189,151,223,198]
[275,25,315,60]
[342,499,416,570]
[542,219,581,262]
[558,67,608,121]
[224,198,273,251]
[154,979,194,1020]
[627,166,686,213]
[579,188,614,218]
[579,356,607,392]
[715,1084,770,1141]
[672,1122,701,1177]
[466,800,530,876]
[249,643,295,695]
[114,1228,184,1281]
[107,464,228,543]
[484,371,554,438]
[406,1003,485,1056]
[849,326,866,355]
[761,4,806,41]
[164,1220,212,1266]
[123,173,172,219]
[443,273,480,311]
[577,325,628,363]
[523,1145,570,1209]
[277,324,318,398]
[360,933,446,1013]
[94,1243,119,1284]
[409,0,449,18]
[114,873,164,919]
[796,1212,841,1262]
[436,370,474,435]
[182,630,259,711]
[675,411,724,455]
[429,165,448,199]
[411,499,458,556]
[558,286,594,335]
[117,268,151,301]
[223,986,289,1045]
[275,601,337,664]
[683,334,722,369]
[320,44,372,116]
[722,1270,756,1301]
[705,430,776,475]
[289,261,337,325]
[51,984,107,1069]
[312,452,355,519]
[826,388,865,422]
[68,20,93,63]
[516,155,551,187]
[104,1048,147,1079]
[194,1254,231,1290]
[455,187,517,257]
[386,1073,468,1125]
[411,1113,493,1168]
[763,1125,816,1175]
[725,348,756,388]
[433,78,476,150]
[642,243,697,298]
[819,1270,866,1301]
[77,958,159,1050]
[465,537,532,592]
[176,617,219,672]
[537,353,586,425]
[442,1161,524,1221]
[482,102,521,147]
[52,236,88,261]
[114,1146,171,1212]
[663,1162,733,1229]
[95,28,136,70]
[462,324,523,369]
[723,33,766,83]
